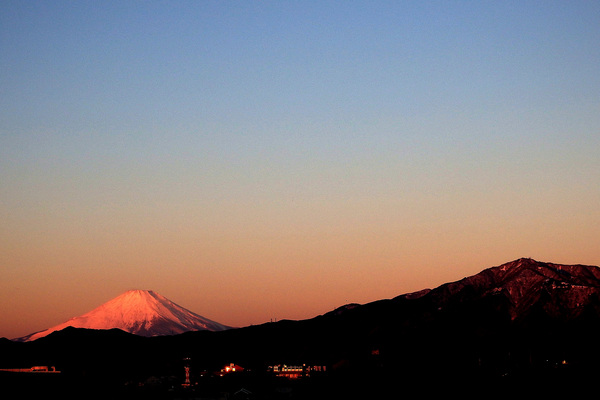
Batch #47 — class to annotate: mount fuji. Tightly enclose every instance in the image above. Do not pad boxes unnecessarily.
[15,289,232,341]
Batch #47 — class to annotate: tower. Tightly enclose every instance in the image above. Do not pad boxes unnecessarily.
[183,357,191,387]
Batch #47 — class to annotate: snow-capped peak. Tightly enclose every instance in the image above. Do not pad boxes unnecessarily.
[15,289,232,341]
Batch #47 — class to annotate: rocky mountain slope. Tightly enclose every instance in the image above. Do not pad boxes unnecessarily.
[415,257,600,320]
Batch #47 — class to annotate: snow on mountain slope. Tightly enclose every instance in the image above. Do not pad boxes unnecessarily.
[408,258,600,320]
[16,290,232,341]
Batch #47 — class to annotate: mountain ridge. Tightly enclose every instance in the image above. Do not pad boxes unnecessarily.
[13,258,600,341]
[415,257,600,320]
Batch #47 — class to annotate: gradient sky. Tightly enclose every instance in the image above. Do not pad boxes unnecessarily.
[1,1,599,339]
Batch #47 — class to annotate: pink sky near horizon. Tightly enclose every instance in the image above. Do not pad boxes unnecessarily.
[1,2,599,339]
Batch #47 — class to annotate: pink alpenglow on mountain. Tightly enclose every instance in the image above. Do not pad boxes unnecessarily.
[16,290,232,341]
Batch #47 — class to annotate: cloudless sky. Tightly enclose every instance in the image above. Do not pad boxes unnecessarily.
[1,1,599,339]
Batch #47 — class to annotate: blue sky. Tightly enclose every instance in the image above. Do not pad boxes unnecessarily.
[1,1,599,338]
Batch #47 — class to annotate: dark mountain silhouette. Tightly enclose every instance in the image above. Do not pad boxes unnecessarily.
[3,258,600,398]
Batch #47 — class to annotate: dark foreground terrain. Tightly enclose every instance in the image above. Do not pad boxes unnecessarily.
[1,361,597,399]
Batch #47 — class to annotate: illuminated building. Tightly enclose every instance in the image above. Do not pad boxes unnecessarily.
[269,364,326,379]
[220,363,244,375]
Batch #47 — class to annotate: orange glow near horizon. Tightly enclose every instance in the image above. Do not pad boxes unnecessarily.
[1,169,600,339]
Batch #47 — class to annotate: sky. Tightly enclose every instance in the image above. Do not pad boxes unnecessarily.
[1,1,599,339]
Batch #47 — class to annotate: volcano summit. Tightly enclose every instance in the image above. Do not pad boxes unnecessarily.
[15,289,231,341]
